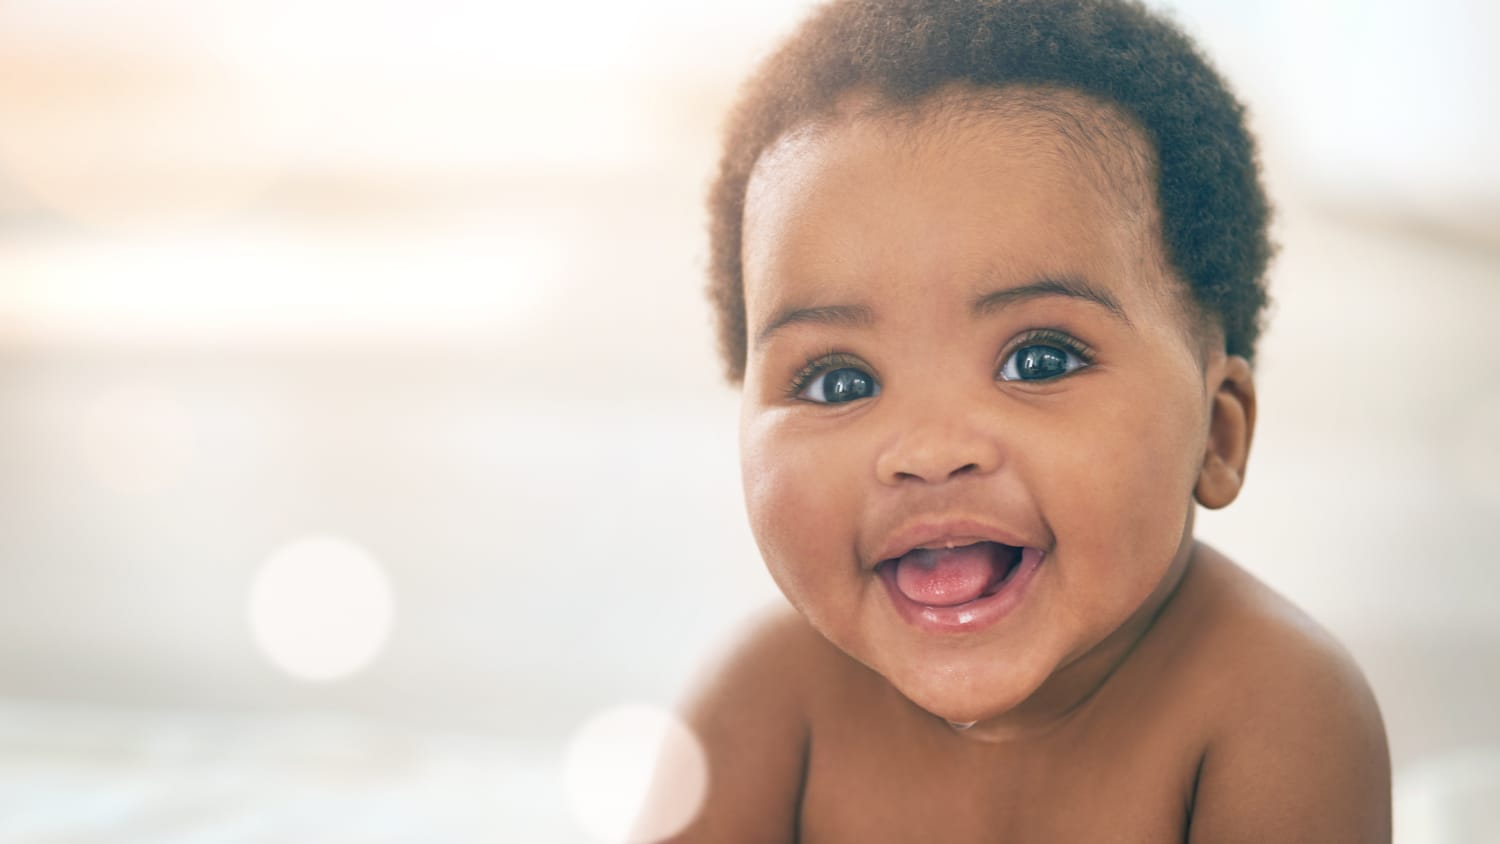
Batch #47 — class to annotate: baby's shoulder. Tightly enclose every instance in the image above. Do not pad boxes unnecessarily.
[1157,544,1379,722]
[689,602,848,707]
[1142,543,1391,842]
[656,604,845,841]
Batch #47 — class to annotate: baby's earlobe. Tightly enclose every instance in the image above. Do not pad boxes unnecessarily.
[1195,453,1243,509]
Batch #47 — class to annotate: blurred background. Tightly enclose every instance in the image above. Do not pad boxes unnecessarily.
[0,0,1496,841]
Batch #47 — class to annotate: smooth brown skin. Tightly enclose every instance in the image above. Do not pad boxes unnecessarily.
[650,90,1390,843]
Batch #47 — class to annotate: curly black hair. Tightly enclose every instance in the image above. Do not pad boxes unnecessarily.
[707,0,1272,382]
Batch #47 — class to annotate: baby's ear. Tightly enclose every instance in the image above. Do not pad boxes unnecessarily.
[1195,355,1256,510]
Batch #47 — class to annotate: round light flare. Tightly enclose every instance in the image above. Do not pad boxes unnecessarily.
[563,704,709,844]
[247,536,395,683]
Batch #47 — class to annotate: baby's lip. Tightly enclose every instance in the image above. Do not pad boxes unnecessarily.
[868,517,1041,569]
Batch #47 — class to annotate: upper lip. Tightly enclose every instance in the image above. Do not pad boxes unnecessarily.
[867,516,1042,569]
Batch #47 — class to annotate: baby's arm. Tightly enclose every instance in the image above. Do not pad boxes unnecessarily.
[1185,610,1391,842]
[647,607,811,843]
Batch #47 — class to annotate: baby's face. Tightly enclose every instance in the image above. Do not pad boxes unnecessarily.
[738,97,1226,727]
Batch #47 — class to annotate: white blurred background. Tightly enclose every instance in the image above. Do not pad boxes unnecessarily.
[0,1,1496,841]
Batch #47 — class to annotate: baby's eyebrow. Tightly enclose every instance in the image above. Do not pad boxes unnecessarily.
[971,276,1131,326]
[754,302,874,348]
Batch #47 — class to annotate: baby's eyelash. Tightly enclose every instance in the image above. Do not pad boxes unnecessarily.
[1006,328,1095,363]
[786,350,867,397]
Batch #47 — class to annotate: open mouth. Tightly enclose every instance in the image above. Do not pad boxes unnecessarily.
[877,541,1022,606]
[874,541,1044,631]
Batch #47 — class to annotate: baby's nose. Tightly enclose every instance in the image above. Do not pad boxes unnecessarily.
[873,413,1003,485]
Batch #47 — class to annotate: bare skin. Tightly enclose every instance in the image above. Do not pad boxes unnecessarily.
[650,87,1390,842]
[668,545,1389,843]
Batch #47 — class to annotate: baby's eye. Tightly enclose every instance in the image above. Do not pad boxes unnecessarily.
[999,344,1089,382]
[799,367,880,403]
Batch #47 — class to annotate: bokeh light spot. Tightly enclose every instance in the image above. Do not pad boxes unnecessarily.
[247,535,394,682]
[563,704,708,844]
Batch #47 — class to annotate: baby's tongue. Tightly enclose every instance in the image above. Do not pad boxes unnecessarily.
[893,543,1001,607]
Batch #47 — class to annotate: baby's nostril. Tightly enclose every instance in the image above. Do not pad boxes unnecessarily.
[893,463,978,483]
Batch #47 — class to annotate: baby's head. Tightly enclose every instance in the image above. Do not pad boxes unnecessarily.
[712,0,1270,729]
[709,0,1271,381]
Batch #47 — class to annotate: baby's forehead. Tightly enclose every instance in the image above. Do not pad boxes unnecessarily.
[772,85,1161,224]
[745,87,1203,343]
[750,86,1171,283]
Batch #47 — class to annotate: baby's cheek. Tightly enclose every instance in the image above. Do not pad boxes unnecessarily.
[1051,399,1196,588]
[1115,414,1199,583]
[740,431,837,601]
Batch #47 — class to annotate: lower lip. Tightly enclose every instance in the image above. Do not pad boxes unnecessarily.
[876,547,1045,634]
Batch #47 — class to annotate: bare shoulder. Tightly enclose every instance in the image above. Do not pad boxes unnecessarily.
[1163,543,1391,843]
[653,603,836,843]
[681,601,846,727]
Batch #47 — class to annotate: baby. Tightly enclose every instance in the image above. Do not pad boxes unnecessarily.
[655,0,1391,840]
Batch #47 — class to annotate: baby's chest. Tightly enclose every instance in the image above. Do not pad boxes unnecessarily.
[796,717,1199,844]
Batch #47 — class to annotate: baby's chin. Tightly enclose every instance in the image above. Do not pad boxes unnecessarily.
[877,649,1056,729]
[901,680,1034,729]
